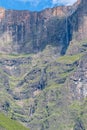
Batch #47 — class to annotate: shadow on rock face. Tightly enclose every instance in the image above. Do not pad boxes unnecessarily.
[74,117,85,130]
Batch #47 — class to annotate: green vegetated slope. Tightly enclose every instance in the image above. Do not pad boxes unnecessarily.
[0,40,87,130]
[0,113,29,130]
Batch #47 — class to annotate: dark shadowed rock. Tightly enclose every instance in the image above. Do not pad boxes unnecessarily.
[74,117,85,130]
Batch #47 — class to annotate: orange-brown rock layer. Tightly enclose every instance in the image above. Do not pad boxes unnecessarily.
[0,8,5,21]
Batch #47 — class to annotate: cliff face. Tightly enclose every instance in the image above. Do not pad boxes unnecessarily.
[68,0,87,42]
[0,1,80,54]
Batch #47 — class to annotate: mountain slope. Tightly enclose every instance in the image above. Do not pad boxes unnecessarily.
[0,0,87,130]
[0,42,87,130]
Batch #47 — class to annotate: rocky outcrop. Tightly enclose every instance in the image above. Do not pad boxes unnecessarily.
[68,53,87,100]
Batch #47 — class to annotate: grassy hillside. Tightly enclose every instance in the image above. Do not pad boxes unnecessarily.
[0,41,87,130]
[0,113,29,130]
